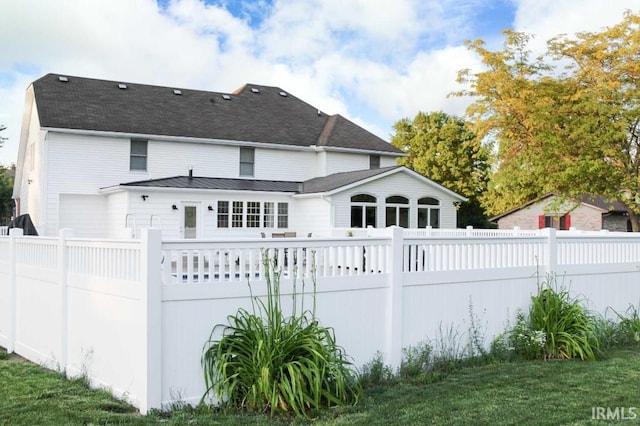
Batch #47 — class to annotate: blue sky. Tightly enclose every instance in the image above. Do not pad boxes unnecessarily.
[0,0,638,166]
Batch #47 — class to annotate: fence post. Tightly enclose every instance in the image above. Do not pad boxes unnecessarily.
[7,228,23,354]
[385,226,404,370]
[544,228,557,277]
[140,228,163,414]
[58,229,73,374]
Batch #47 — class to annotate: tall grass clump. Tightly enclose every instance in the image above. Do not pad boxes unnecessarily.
[529,275,598,360]
[201,252,360,418]
[610,303,640,345]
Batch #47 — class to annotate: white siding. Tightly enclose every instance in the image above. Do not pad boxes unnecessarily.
[331,172,459,229]
[20,100,46,231]
[58,194,108,238]
[324,152,369,175]
[291,197,332,236]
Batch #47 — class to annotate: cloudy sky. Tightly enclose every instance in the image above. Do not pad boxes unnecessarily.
[0,0,639,166]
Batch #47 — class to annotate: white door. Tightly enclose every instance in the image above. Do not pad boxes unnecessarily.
[182,203,199,239]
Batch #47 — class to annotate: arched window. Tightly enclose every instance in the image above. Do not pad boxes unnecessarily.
[350,194,377,228]
[385,196,409,227]
[418,197,440,228]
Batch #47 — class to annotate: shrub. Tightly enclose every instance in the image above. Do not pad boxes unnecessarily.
[529,277,598,360]
[359,352,394,388]
[610,304,640,345]
[201,254,360,418]
[508,312,546,360]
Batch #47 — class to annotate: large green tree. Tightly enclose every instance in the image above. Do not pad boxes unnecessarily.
[0,166,13,225]
[456,12,640,230]
[391,111,492,227]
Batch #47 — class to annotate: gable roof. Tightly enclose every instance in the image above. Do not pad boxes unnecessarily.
[103,166,467,201]
[490,193,628,222]
[31,74,402,154]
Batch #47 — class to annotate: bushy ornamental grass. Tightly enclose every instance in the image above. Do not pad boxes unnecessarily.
[529,277,598,360]
[610,304,640,345]
[201,254,360,418]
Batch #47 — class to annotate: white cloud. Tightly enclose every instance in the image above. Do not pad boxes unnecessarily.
[0,0,638,166]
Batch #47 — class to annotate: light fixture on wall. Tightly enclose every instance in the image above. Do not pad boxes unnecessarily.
[208,205,214,211]
[453,201,462,208]
[172,204,178,210]
[141,195,149,201]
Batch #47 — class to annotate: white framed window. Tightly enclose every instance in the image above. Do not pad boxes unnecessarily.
[385,195,409,227]
[418,197,440,228]
[232,201,244,227]
[247,201,260,227]
[130,139,148,171]
[277,202,288,228]
[350,194,377,228]
[239,147,254,177]
[263,202,275,228]
[217,201,229,228]
[369,155,380,169]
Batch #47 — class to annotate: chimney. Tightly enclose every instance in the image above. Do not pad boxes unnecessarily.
[188,168,193,180]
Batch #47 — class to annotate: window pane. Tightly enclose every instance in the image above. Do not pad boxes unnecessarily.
[418,208,428,228]
[386,207,396,227]
[240,147,254,162]
[277,202,288,228]
[399,207,409,228]
[369,155,380,169]
[351,206,363,228]
[351,194,376,203]
[365,206,377,227]
[386,196,408,204]
[232,201,243,227]
[240,147,254,177]
[418,197,439,206]
[217,201,228,228]
[130,140,148,171]
[239,162,254,176]
[430,208,440,228]
[247,201,260,227]
[129,156,146,171]
[263,202,274,227]
[131,140,147,155]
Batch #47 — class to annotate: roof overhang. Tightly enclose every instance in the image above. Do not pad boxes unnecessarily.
[295,166,468,201]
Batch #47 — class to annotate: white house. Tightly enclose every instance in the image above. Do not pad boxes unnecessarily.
[13,73,466,238]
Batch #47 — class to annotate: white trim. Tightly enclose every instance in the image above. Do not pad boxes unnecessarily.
[295,167,468,201]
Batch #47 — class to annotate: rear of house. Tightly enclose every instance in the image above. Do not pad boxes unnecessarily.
[13,74,465,238]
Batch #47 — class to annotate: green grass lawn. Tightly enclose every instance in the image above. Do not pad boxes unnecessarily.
[2,347,640,425]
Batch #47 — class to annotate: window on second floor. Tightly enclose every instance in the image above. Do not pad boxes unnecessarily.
[239,147,255,177]
[369,155,380,169]
[130,139,148,171]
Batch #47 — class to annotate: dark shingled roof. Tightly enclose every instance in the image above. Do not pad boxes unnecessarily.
[299,166,399,193]
[112,166,402,194]
[32,74,402,154]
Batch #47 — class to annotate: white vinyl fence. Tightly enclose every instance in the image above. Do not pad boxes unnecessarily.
[1,226,640,414]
